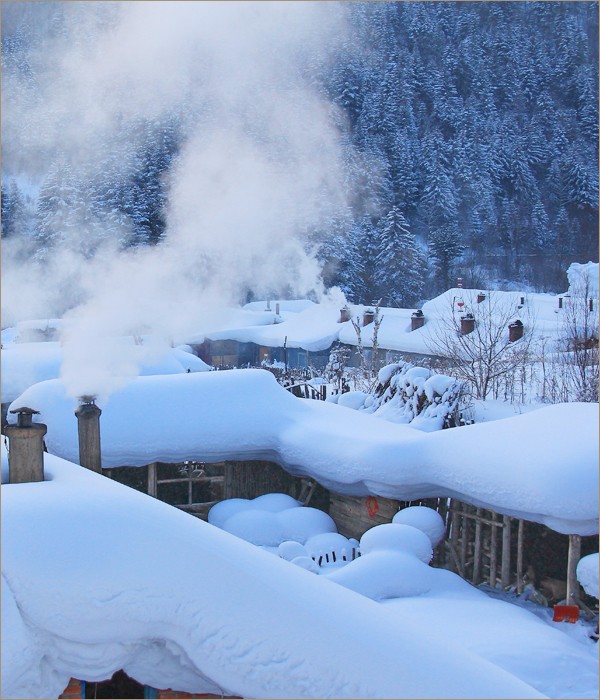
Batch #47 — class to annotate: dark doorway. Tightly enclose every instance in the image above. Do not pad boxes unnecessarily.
[84,670,145,699]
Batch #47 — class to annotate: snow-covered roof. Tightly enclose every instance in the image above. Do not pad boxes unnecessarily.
[170,285,584,357]
[9,369,598,535]
[3,446,549,700]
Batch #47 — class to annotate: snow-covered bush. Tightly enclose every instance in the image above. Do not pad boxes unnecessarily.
[337,361,466,430]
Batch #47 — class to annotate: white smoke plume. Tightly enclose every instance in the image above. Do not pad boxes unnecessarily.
[2,1,355,398]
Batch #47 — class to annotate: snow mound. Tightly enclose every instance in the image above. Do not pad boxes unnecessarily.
[209,494,337,547]
[360,523,433,564]
[392,506,446,547]
[576,553,599,599]
[325,549,433,600]
[304,532,357,568]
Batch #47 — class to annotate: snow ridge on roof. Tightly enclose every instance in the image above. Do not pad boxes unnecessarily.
[9,369,598,535]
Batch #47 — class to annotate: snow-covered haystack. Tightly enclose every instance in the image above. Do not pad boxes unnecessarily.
[576,553,599,599]
[208,494,337,550]
[337,362,465,431]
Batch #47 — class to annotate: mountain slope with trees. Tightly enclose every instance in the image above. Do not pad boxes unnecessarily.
[2,1,598,304]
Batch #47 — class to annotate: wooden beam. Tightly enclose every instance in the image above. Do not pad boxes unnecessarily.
[489,512,498,587]
[566,534,582,605]
[460,504,468,574]
[472,508,482,585]
[501,515,511,589]
[148,462,157,498]
[516,519,525,595]
[449,499,460,573]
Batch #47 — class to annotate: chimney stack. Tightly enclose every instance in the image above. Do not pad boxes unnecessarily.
[460,314,475,335]
[363,309,375,326]
[508,319,524,342]
[411,310,425,331]
[5,407,46,483]
[75,396,102,473]
[338,306,351,323]
[476,292,486,304]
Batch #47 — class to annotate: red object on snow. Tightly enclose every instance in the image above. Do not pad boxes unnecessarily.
[366,496,379,518]
[552,605,579,623]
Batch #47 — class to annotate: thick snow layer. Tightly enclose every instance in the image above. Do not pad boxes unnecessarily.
[577,553,599,599]
[1,339,210,404]
[566,261,599,296]
[359,523,433,564]
[2,447,547,700]
[392,506,447,547]
[8,369,598,534]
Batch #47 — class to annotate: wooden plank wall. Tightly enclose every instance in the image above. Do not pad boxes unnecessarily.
[224,460,300,500]
[328,494,402,540]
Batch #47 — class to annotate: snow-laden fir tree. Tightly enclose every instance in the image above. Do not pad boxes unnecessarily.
[375,205,424,307]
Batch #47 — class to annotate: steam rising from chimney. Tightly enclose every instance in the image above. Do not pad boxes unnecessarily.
[2,2,355,399]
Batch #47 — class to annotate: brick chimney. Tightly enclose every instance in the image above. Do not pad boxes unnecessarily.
[508,319,524,342]
[460,314,475,335]
[338,306,351,323]
[476,292,486,304]
[5,407,46,483]
[74,396,102,473]
[411,310,425,331]
[363,309,375,326]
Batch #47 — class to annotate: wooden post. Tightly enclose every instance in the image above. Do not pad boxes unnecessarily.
[501,515,511,588]
[473,508,482,585]
[460,503,468,575]
[448,499,461,574]
[566,534,582,605]
[148,462,158,497]
[516,519,525,595]
[489,512,498,587]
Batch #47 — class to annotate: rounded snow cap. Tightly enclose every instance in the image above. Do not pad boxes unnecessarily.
[392,506,446,547]
[360,523,433,564]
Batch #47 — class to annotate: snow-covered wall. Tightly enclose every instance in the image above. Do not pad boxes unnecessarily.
[8,369,598,535]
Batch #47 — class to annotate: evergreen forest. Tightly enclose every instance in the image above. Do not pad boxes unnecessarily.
[2,1,598,306]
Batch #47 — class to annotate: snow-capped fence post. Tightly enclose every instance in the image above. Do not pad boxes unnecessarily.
[74,396,102,473]
[5,407,47,483]
[566,535,582,605]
